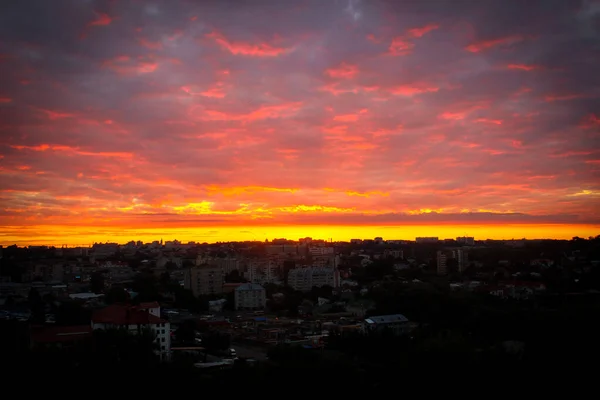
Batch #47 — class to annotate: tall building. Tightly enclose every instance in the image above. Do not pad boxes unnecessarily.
[185,264,224,296]
[234,283,266,310]
[436,251,447,275]
[196,256,240,274]
[437,249,469,275]
[287,267,340,292]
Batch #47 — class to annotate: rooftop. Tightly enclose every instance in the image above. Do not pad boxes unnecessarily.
[365,314,409,324]
[30,325,93,344]
[92,304,165,325]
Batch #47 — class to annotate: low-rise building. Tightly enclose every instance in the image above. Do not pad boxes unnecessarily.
[363,314,409,336]
[91,303,170,360]
[235,283,266,310]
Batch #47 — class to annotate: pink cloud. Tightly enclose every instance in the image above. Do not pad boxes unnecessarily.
[465,35,525,52]
[389,85,439,96]
[88,12,113,27]
[325,63,359,79]
[388,37,414,56]
[407,23,440,38]
[507,64,542,71]
[206,31,291,57]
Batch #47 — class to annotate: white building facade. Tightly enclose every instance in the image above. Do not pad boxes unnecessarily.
[234,283,266,310]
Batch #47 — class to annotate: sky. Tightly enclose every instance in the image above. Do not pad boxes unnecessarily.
[0,0,599,245]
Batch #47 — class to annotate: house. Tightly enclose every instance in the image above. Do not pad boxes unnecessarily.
[235,283,266,310]
[30,325,93,349]
[363,314,409,336]
[91,303,170,360]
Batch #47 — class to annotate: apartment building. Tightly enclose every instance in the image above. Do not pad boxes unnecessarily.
[287,267,340,292]
[91,302,171,360]
[184,264,224,296]
[437,249,469,275]
[234,283,266,310]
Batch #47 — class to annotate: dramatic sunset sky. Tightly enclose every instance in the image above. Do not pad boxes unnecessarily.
[1,0,599,245]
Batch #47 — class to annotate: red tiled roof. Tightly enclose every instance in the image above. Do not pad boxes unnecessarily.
[92,304,165,325]
[31,325,93,344]
[137,301,160,309]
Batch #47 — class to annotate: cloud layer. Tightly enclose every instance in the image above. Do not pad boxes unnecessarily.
[0,0,599,242]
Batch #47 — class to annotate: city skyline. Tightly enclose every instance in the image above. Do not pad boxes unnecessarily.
[1,1,599,246]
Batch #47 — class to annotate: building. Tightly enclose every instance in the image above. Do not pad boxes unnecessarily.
[309,246,334,256]
[196,256,240,273]
[185,264,224,296]
[91,303,171,360]
[30,325,93,349]
[245,259,280,284]
[287,267,340,292]
[234,283,266,310]
[436,250,447,275]
[456,236,475,245]
[437,249,468,275]
[363,314,409,336]
[416,237,439,243]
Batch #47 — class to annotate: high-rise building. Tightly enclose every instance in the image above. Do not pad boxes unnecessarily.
[184,264,224,296]
[234,283,266,310]
[436,251,447,275]
[437,249,469,275]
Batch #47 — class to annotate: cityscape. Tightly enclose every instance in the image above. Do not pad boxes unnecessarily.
[1,0,599,389]
[2,234,600,385]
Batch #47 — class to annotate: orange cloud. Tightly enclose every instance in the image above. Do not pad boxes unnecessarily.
[206,31,290,57]
[407,23,439,38]
[326,63,359,79]
[332,109,367,122]
[439,112,465,120]
[465,35,524,52]
[389,85,439,96]
[206,185,298,196]
[474,118,503,125]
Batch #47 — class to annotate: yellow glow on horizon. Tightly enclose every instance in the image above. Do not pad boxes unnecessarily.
[1,224,598,246]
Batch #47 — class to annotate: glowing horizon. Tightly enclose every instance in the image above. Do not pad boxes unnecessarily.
[2,224,598,247]
[0,1,599,245]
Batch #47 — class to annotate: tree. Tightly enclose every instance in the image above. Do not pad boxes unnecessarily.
[159,271,171,288]
[90,272,105,294]
[28,288,45,323]
[105,287,129,304]
[202,331,230,352]
[175,319,197,345]
[56,301,91,325]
